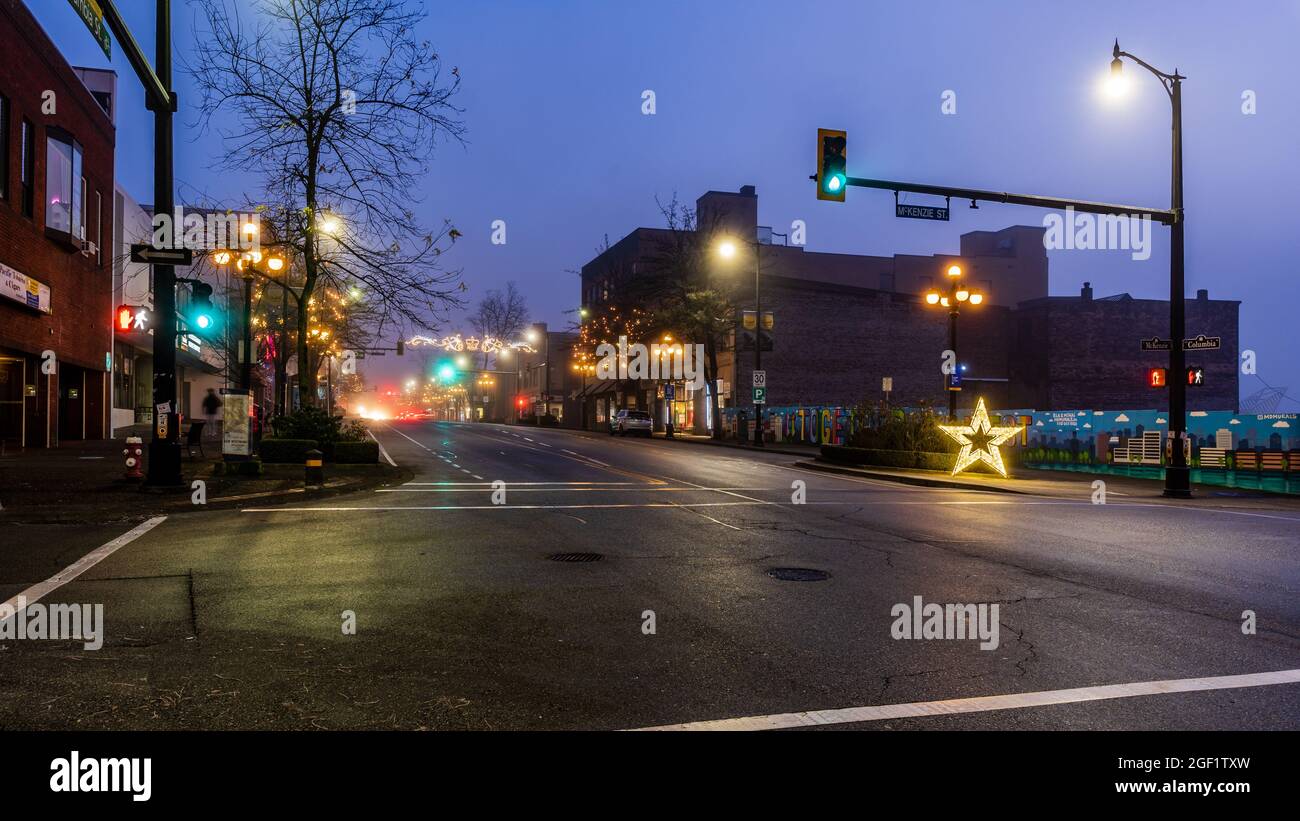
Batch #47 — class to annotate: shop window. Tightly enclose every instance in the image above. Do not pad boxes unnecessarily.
[45,128,83,241]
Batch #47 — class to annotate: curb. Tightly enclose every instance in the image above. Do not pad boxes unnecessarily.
[649,433,816,459]
[794,460,1031,495]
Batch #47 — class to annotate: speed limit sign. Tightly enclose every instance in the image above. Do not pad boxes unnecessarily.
[752,370,766,388]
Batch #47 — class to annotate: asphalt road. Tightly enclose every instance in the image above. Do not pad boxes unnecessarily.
[1,419,1298,730]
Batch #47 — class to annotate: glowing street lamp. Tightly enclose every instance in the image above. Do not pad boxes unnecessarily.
[922,261,986,421]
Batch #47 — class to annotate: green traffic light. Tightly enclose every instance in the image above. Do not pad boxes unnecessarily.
[437,364,456,381]
[825,174,843,193]
[195,314,213,330]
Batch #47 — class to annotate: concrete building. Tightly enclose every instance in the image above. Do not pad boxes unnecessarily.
[0,1,115,448]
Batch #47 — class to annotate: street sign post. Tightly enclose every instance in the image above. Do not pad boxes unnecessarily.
[67,0,112,60]
[130,244,193,266]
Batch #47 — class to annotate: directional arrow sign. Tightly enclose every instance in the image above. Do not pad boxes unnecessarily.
[130,244,193,266]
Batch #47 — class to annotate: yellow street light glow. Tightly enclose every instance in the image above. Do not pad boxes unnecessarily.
[212,250,232,265]
[938,398,1024,478]
[940,296,951,307]
[526,330,539,343]
[266,255,285,272]
[717,239,738,259]
[956,289,970,302]
[946,264,963,278]
[970,293,984,305]
[925,292,940,305]
[319,215,341,235]
[242,221,259,239]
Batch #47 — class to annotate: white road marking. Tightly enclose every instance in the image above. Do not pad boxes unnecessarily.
[471,474,484,480]
[669,501,742,531]
[561,450,578,455]
[382,423,434,453]
[1,517,168,614]
[377,486,770,493]
[368,431,397,466]
[633,668,1300,731]
[242,501,856,513]
[401,481,644,486]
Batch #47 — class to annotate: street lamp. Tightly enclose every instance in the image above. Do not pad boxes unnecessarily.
[213,245,287,393]
[1109,39,1190,499]
[715,235,765,446]
[924,262,985,421]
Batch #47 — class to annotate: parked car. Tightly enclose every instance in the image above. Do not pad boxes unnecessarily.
[610,409,653,437]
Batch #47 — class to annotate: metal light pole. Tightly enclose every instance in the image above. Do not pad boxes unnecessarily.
[751,243,764,447]
[1111,40,1190,498]
[924,264,985,422]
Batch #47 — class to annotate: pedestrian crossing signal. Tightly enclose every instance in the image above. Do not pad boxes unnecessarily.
[1186,366,1205,387]
[1147,367,1167,388]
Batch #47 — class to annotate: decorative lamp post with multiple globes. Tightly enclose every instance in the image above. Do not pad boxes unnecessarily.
[924,263,985,422]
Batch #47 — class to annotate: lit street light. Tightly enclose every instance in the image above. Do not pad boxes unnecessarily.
[924,263,986,421]
[1108,39,1190,498]
[716,235,765,446]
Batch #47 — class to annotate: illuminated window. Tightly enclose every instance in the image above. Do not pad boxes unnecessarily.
[45,128,83,240]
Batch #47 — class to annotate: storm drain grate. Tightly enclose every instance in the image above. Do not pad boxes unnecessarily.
[767,567,830,582]
[548,552,604,563]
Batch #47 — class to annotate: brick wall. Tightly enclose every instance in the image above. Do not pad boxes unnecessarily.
[0,0,116,444]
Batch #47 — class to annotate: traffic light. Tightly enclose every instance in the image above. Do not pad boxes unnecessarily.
[188,282,217,333]
[1186,365,1205,387]
[816,128,847,202]
[435,361,457,382]
[396,339,405,356]
[1147,367,1168,388]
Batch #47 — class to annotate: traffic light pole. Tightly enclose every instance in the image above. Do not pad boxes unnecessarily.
[752,242,763,447]
[819,173,1187,494]
[103,1,181,486]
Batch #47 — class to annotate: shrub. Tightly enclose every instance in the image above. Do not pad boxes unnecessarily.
[270,407,366,445]
[539,413,559,428]
[332,441,379,464]
[821,445,957,472]
[259,438,319,463]
[847,404,955,454]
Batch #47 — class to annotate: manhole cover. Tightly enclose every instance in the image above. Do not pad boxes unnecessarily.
[767,567,830,582]
[548,552,604,563]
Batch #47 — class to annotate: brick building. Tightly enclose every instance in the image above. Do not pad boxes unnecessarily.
[0,0,115,448]
[574,184,1240,432]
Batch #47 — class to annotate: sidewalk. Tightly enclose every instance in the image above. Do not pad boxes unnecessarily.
[798,459,1300,512]
[0,438,408,524]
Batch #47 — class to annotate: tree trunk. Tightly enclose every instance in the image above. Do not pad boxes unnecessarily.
[705,335,723,439]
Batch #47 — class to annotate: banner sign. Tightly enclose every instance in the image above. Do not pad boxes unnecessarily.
[0,261,52,314]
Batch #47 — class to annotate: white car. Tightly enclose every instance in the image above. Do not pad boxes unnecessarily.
[610,409,653,436]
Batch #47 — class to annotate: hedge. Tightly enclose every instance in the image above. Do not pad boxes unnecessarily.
[820,445,958,472]
[331,440,379,464]
[259,438,319,463]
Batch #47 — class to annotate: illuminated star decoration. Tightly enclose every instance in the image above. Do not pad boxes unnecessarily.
[938,398,1023,477]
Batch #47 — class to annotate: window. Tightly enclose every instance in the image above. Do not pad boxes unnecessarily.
[45,127,83,240]
[20,119,34,218]
[0,95,8,200]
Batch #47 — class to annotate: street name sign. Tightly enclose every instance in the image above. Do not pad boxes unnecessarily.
[1182,334,1221,351]
[67,0,112,60]
[1140,337,1172,351]
[131,244,193,266]
[895,203,949,221]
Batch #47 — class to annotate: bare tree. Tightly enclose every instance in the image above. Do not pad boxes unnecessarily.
[468,281,529,368]
[186,0,466,405]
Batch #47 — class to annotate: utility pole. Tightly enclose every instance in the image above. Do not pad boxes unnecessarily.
[102,1,180,486]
